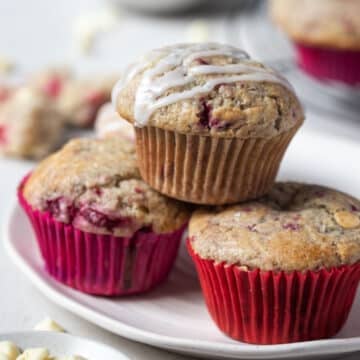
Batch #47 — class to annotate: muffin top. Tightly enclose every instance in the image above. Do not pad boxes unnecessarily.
[113,43,304,139]
[189,182,360,271]
[270,0,360,50]
[23,137,190,237]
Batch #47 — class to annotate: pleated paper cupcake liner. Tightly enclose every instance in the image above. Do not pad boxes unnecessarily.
[135,126,299,205]
[187,239,360,344]
[18,178,186,296]
[295,43,360,86]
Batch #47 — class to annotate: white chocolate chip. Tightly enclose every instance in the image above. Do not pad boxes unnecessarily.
[16,348,49,360]
[0,56,15,75]
[73,7,120,54]
[334,211,360,229]
[186,20,210,43]
[53,356,87,360]
[0,341,20,360]
[34,318,65,332]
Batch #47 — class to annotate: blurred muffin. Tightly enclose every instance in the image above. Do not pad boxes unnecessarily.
[95,102,135,141]
[188,182,360,344]
[20,137,190,296]
[113,43,304,205]
[271,0,360,85]
[30,67,72,98]
[0,87,64,159]
[57,75,116,127]
[31,68,116,127]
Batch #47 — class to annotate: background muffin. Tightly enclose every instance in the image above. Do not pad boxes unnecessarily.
[188,182,360,344]
[0,87,64,160]
[271,0,360,85]
[20,137,190,296]
[95,102,135,141]
[113,43,304,205]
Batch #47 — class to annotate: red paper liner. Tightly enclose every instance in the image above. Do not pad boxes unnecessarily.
[187,239,360,344]
[18,177,186,296]
[295,43,360,86]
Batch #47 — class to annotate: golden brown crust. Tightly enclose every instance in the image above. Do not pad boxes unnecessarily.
[116,44,304,139]
[24,137,191,236]
[270,0,360,50]
[189,182,360,271]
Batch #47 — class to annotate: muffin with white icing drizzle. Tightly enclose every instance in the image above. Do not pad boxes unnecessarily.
[188,182,360,344]
[112,43,304,205]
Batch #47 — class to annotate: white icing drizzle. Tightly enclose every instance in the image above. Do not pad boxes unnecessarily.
[112,43,295,127]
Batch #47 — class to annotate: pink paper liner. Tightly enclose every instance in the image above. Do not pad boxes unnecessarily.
[187,239,360,344]
[18,177,186,296]
[295,43,360,85]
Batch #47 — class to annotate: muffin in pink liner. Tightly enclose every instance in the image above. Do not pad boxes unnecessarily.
[19,137,190,296]
[271,0,360,85]
[188,182,360,344]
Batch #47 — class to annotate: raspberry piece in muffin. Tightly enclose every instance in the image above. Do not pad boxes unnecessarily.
[0,87,64,159]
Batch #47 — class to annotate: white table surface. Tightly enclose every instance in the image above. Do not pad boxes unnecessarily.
[0,1,359,359]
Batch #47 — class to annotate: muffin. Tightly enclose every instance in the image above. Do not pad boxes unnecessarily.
[113,43,304,205]
[19,137,190,296]
[30,67,72,98]
[0,87,64,159]
[95,102,135,141]
[31,68,116,127]
[271,0,360,85]
[57,75,116,127]
[188,182,360,344]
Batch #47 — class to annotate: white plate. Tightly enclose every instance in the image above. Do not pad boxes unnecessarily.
[3,129,360,359]
[236,1,360,122]
[0,331,128,359]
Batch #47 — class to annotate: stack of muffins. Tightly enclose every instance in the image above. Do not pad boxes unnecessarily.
[19,43,360,345]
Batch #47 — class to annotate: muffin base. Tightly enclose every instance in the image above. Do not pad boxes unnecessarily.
[135,126,299,205]
[188,239,360,344]
[18,179,185,296]
[295,43,360,86]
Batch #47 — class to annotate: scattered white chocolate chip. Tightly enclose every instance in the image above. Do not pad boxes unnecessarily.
[73,7,121,54]
[54,356,87,360]
[16,348,49,360]
[233,212,241,219]
[33,318,65,333]
[0,341,20,360]
[334,211,360,229]
[0,56,15,75]
[186,20,210,43]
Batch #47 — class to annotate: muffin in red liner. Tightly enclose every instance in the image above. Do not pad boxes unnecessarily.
[271,0,360,86]
[188,182,360,344]
[19,137,190,296]
[294,44,360,85]
[188,241,360,344]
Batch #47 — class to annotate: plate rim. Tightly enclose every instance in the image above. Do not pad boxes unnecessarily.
[5,204,360,359]
[3,130,360,359]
